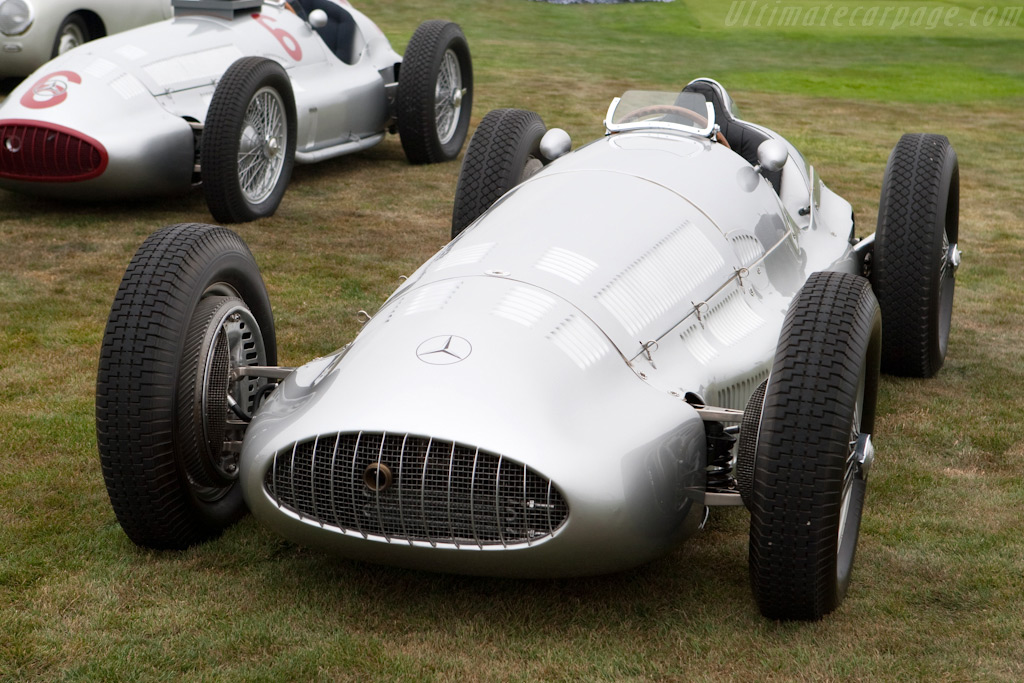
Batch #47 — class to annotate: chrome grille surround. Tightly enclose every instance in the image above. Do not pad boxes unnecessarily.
[264,433,569,548]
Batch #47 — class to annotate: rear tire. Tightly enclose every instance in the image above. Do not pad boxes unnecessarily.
[748,271,881,621]
[451,108,546,239]
[96,223,277,549]
[871,133,959,377]
[396,20,473,165]
[202,57,297,224]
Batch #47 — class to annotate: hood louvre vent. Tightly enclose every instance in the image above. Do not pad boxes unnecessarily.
[265,432,569,548]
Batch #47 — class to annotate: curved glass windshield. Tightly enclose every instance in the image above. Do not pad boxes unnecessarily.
[605,91,715,137]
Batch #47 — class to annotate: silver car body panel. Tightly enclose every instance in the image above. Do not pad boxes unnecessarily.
[239,114,862,577]
[0,1,402,198]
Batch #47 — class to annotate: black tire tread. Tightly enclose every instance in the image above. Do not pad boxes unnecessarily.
[872,133,958,377]
[96,223,274,549]
[748,271,881,621]
[396,20,472,164]
[450,108,546,238]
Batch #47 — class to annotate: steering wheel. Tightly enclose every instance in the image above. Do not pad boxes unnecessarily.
[619,104,709,126]
[617,104,731,149]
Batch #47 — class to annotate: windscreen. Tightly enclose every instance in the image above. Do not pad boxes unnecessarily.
[605,91,714,136]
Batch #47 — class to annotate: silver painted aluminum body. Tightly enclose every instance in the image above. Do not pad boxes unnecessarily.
[0,1,401,198]
[240,115,863,577]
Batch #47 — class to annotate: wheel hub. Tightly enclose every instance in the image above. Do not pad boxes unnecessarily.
[947,242,961,273]
[852,433,874,478]
[184,296,269,488]
[264,136,280,159]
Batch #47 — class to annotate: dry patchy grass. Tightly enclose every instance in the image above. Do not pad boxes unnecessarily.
[1,2,1023,680]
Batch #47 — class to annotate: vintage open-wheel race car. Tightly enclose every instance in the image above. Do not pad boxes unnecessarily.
[0,0,472,222]
[96,78,960,620]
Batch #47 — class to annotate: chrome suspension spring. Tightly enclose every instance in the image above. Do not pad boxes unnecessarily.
[705,421,738,493]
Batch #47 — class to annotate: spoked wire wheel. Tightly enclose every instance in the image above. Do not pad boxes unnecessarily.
[238,87,287,205]
[434,49,465,146]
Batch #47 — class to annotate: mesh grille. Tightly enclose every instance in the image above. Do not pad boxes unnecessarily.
[264,433,569,547]
[0,122,106,181]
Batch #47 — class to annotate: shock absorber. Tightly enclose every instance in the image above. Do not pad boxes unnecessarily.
[705,420,737,493]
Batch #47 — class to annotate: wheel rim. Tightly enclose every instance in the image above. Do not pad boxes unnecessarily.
[937,226,959,359]
[237,86,287,204]
[187,293,269,498]
[57,24,85,54]
[837,369,868,585]
[434,49,464,145]
[838,410,861,552]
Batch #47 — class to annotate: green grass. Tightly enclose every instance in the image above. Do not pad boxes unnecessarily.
[2,0,1024,680]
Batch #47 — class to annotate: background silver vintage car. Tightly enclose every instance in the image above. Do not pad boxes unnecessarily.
[0,0,172,79]
[96,78,960,620]
[0,0,472,222]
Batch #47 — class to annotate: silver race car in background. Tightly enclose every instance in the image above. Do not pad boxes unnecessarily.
[96,78,960,620]
[0,0,172,80]
[0,0,472,222]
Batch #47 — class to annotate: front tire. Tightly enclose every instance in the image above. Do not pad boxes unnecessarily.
[96,223,277,549]
[450,108,546,239]
[52,14,90,56]
[871,133,959,377]
[396,20,473,164]
[735,379,767,509]
[748,271,881,620]
[202,58,297,224]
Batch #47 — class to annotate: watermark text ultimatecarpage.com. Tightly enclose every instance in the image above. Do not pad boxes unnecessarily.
[724,2,1023,30]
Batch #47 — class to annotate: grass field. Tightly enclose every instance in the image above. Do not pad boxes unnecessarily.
[2,0,1024,680]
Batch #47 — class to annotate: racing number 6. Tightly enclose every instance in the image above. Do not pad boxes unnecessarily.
[252,14,302,61]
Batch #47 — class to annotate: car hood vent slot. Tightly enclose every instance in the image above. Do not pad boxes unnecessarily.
[264,432,569,548]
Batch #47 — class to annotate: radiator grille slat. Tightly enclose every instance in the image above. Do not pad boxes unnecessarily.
[265,433,568,547]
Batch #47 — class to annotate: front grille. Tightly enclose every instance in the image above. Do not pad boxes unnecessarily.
[0,121,107,182]
[265,433,569,547]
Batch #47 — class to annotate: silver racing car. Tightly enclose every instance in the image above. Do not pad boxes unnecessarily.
[96,79,960,620]
[0,0,472,222]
